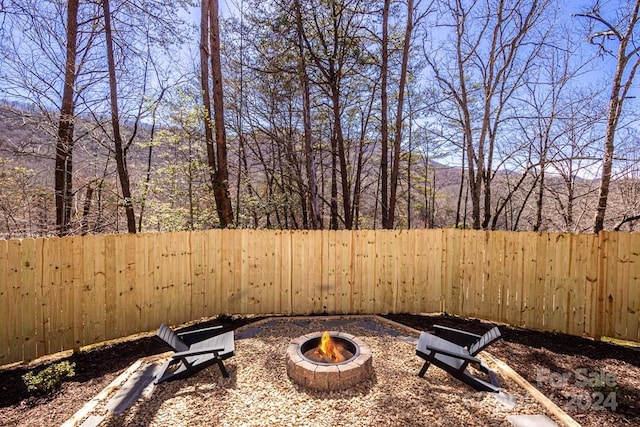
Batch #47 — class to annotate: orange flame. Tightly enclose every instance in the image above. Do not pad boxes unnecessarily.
[316,331,345,362]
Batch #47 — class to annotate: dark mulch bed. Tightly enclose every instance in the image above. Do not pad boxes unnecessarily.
[0,313,638,426]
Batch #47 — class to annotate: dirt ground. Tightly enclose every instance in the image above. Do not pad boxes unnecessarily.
[1,313,638,426]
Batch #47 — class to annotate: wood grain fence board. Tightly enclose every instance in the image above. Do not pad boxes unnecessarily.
[558,234,572,334]
[337,231,352,314]
[385,230,397,313]
[521,232,538,329]
[543,235,558,331]
[399,229,414,313]
[407,229,420,313]
[33,237,45,358]
[177,232,191,323]
[410,229,424,313]
[220,229,235,313]
[329,230,341,313]
[233,230,244,314]
[248,229,259,314]
[130,234,141,332]
[362,230,376,314]
[583,234,600,338]
[131,235,146,333]
[545,233,562,331]
[205,230,223,315]
[423,229,442,313]
[463,231,479,318]
[71,236,83,350]
[147,233,161,328]
[20,238,37,361]
[281,230,293,314]
[272,230,283,314]
[248,230,260,314]
[485,231,501,322]
[311,229,324,313]
[373,230,386,314]
[535,233,549,329]
[351,231,364,314]
[615,233,630,339]
[390,230,401,312]
[238,229,248,314]
[51,237,65,353]
[7,240,21,362]
[628,234,640,343]
[40,237,56,353]
[603,232,618,338]
[163,232,177,325]
[138,233,153,331]
[156,232,169,324]
[394,230,407,313]
[569,234,589,337]
[135,234,150,332]
[324,230,336,314]
[169,233,180,322]
[459,230,471,316]
[59,238,76,352]
[0,239,7,363]
[442,229,460,315]
[113,235,125,339]
[290,230,306,314]
[104,235,117,341]
[88,234,106,346]
[266,230,279,314]
[504,231,519,324]
[335,230,345,313]
[122,234,135,334]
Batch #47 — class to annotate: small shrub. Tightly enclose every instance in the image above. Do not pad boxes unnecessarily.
[22,361,76,395]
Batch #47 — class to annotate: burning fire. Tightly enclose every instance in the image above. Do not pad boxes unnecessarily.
[315,331,345,362]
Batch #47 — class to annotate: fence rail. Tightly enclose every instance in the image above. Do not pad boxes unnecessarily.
[1,229,638,366]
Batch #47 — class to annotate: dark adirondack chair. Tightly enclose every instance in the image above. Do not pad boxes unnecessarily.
[415,325,502,392]
[155,323,235,384]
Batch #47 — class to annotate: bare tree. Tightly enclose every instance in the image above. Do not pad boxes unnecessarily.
[55,0,79,236]
[578,0,640,233]
[294,0,322,229]
[425,0,554,229]
[388,0,422,227]
[102,0,136,233]
[200,0,234,227]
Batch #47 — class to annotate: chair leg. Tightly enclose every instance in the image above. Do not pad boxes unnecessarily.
[418,361,431,378]
[216,358,229,378]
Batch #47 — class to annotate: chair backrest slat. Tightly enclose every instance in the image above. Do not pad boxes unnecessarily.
[469,326,501,355]
[157,324,189,352]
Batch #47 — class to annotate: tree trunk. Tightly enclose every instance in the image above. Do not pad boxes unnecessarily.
[209,0,234,227]
[588,0,640,233]
[380,0,390,229]
[55,0,79,236]
[294,0,322,229]
[103,0,136,233]
[389,0,413,228]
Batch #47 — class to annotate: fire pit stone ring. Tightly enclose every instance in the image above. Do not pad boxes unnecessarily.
[286,331,373,391]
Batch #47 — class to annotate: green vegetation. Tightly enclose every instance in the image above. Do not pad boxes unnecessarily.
[22,361,76,395]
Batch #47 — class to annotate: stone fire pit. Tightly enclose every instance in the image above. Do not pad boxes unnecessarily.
[285,331,373,391]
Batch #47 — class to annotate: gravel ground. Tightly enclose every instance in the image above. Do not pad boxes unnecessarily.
[89,317,559,427]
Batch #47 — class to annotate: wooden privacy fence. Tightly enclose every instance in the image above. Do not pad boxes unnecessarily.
[1,229,639,366]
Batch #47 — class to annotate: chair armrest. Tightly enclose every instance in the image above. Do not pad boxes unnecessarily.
[434,325,481,347]
[172,346,225,359]
[177,325,224,337]
[417,333,482,364]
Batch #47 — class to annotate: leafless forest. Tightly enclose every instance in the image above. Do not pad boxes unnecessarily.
[1,0,640,238]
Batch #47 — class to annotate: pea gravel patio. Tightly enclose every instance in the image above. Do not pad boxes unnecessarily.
[67,316,571,427]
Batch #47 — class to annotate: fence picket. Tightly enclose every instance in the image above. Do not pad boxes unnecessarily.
[2,229,640,366]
